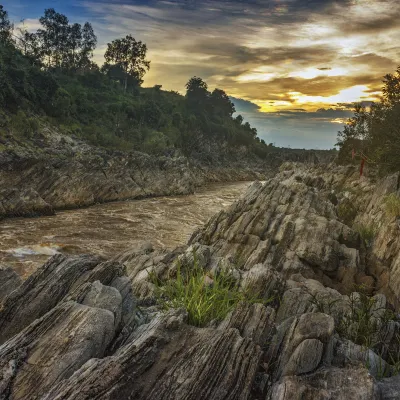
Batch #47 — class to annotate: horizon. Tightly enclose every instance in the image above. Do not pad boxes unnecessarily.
[3,0,399,149]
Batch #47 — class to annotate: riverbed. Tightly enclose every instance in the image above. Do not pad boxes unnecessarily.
[0,181,251,278]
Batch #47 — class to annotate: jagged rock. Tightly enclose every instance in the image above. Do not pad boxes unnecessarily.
[0,187,54,218]
[269,366,378,400]
[0,265,21,301]
[265,313,335,381]
[1,164,400,399]
[241,263,285,300]
[0,254,101,344]
[190,170,367,293]
[0,255,129,345]
[81,281,122,329]
[0,299,116,400]
[43,308,265,400]
[218,303,275,345]
[333,338,391,378]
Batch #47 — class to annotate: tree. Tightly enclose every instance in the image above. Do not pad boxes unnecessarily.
[37,8,70,68]
[185,76,210,113]
[23,9,97,71]
[210,89,235,118]
[79,22,97,70]
[0,5,13,43]
[337,66,400,172]
[104,35,150,90]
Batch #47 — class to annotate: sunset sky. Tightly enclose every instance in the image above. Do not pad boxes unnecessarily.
[3,0,400,148]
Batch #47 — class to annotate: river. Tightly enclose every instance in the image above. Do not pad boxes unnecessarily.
[0,181,251,279]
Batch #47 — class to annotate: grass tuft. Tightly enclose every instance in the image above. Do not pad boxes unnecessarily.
[384,193,400,218]
[151,252,272,327]
[353,222,378,245]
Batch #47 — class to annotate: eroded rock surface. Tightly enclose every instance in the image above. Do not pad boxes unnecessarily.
[1,163,400,399]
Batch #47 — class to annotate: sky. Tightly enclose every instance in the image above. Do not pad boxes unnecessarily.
[3,0,400,149]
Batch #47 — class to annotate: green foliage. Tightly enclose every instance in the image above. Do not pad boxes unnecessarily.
[18,8,98,71]
[0,5,270,158]
[337,66,400,173]
[104,34,150,89]
[151,253,271,327]
[9,111,39,138]
[354,221,377,246]
[333,289,400,379]
[337,199,358,226]
[384,193,400,218]
[0,5,13,44]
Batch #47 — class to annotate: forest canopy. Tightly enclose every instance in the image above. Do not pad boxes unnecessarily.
[0,5,270,157]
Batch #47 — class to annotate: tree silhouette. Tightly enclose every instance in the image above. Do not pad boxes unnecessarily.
[0,5,13,43]
[104,35,150,90]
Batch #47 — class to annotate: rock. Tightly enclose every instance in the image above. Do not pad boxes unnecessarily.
[378,374,400,399]
[43,309,263,400]
[0,300,116,400]
[0,254,102,344]
[218,303,275,345]
[1,164,400,399]
[81,280,122,329]
[0,265,21,302]
[0,188,54,218]
[269,366,378,400]
[282,338,324,376]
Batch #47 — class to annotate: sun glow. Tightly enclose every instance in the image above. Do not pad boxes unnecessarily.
[289,67,348,79]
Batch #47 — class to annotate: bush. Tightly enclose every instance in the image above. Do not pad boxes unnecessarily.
[354,222,378,246]
[335,289,400,378]
[151,253,271,327]
[384,193,400,218]
[337,199,358,226]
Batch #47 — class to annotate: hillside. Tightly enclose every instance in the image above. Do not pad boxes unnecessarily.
[0,6,337,219]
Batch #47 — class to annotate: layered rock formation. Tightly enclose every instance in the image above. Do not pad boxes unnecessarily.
[1,163,400,399]
[0,128,334,219]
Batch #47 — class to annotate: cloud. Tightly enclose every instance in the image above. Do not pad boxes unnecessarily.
[4,0,400,148]
[230,97,261,113]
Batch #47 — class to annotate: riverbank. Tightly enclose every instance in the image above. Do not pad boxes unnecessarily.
[0,126,335,219]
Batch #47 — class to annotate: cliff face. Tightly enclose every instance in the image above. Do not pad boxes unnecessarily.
[1,162,400,399]
[0,127,333,219]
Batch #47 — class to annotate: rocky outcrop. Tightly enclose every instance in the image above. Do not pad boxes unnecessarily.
[1,163,400,399]
[0,129,334,219]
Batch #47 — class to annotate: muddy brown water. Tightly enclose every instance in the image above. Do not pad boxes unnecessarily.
[0,181,251,279]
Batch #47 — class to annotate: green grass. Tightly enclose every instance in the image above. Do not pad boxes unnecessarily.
[151,253,272,327]
[335,289,400,378]
[353,221,378,245]
[384,193,400,218]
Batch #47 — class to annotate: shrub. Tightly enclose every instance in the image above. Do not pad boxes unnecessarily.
[354,222,378,246]
[337,199,358,225]
[152,253,271,327]
[384,193,400,218]
[336,289,400,378]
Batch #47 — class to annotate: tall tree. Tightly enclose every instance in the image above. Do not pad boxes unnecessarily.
[37,8,70,68]
[0,5,13,43]
[104,35,150,90]
[68,23,82,69]
[23,9,97,71]
[79,22,97,70]
[185,76,210,112]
